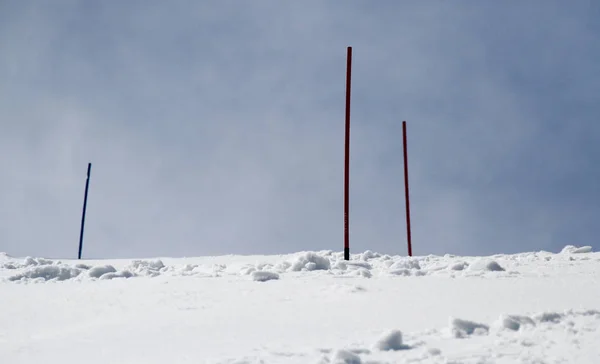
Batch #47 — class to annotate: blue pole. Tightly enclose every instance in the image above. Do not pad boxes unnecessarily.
[78,163,91,259]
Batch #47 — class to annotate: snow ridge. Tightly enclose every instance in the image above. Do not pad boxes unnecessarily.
[1,245,595,283]
[0,246,598,363]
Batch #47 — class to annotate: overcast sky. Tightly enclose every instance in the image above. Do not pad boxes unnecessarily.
[1,1,598,259]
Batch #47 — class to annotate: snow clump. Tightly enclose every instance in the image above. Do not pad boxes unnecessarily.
[496,315,536,331]
[128,260,165,277]
[450,317,489,338]
[99,271,135,280]
[251,271,279,282]
[560,245,593,254]
[329,349,362,364]
[9,265,81,282]
[372,330,406,351]
[467,259,505,272]
[288,252,331,272]
[88,265,117,278]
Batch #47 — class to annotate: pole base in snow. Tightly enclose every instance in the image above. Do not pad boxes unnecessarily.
[344,247,350,261]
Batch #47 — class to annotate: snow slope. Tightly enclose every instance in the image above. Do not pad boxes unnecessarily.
[1,246,599,363]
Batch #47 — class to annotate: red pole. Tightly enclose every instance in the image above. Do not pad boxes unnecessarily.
[402,121,413,256]
[344,46,352,261]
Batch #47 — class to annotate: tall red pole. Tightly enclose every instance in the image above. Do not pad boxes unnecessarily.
[402,121,413,257]
[344,46,352,261]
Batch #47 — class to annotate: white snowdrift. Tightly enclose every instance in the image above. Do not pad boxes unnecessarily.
[450,317,490,338]
[8,265,81,282]
[372,330,407,351]
[1,245,599,363]
[1,244,596,283]
[315,309,600,363]
[466,259,505,272]
[561,245,593,254]
[251,271,279,282]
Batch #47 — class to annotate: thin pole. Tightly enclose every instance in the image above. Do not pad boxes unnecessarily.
[402,121,413,256]
[344,46,352,261]
[78,163,92,259]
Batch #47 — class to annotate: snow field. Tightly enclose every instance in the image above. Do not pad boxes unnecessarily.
[0,246,599,363]
[5,246,591,283]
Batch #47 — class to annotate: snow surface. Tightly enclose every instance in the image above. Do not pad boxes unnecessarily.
[1,247,599,363]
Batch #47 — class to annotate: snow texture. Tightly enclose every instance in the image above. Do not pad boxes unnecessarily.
[330,349,362,364]
[372,330,406,351]
[496,314,536,331]
[8,265,81,282]
[0,245,599,363]
[251,270,279,282]
[288,252,331,271]
[561,245,593,254]
[450,317,490,338]
[88,265,117,278]
[466,258,505,272]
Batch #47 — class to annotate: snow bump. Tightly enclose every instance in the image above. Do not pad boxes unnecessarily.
[467,259,505,272]
[372,330,408,351]
[496,315,536,331]
[9,265,81,282]
[330,349,362,364]
[561,245,593,254]
[251,271,279,282]
[288,252,331,272]
[450,318,490,338]
[88,265,117,278]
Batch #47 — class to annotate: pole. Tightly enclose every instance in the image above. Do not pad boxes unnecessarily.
[402,121,413,257]
[344,46,352,261]
[78,163,91,259]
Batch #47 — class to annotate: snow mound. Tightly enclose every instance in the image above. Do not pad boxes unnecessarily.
[358,250,380,261]
[372,330,407,351]
[533,312,563,323]
[467,259,505,272]
[351,268,372,278]
[450,317,489,338]
[251,271,279,282]
[448,261,469,271]
[330,349,362,364]
[385,257,424,276]
[88,265,117,278]
[99,271,135,280]
[496,314,536,331]
[1,262,18,269]
[9,265,81,282]
[23,257,54,266]
[560,245,593,254]
[389,259,421,270]
[128,260,165,277]
[288,252,331,272]
[2,257,56,270]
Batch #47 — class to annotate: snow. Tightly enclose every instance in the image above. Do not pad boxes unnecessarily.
[449,317,490,338]
[372,330,406,351]
[251,270,280,282]
[466,258,505,272]
[561,245,593,254]
[496,314,536,331]
[8,265,82,282]
[88,265,117,278]
[328,349,362,364]
[1,245,599,363]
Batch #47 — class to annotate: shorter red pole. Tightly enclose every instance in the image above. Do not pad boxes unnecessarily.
[402,121,413,257]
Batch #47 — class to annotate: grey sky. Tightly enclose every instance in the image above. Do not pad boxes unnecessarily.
[1,1,598,259]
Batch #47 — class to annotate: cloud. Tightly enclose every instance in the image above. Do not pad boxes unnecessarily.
[0,1,598,258]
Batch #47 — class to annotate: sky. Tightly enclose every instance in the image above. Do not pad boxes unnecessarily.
[1,1,599,259]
